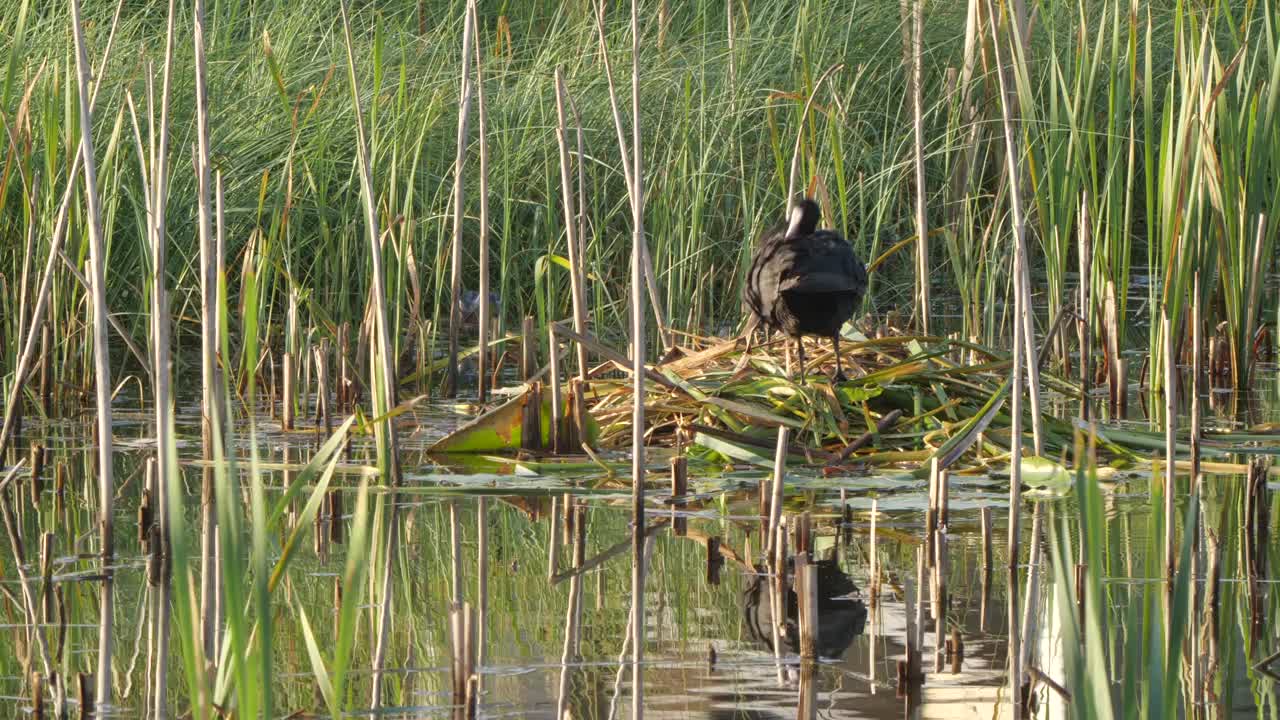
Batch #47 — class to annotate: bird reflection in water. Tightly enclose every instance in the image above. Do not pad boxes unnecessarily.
[743,556,868,659]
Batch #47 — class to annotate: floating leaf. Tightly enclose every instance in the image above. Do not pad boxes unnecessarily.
[1022,455,1072,492]
[428,384,600,453]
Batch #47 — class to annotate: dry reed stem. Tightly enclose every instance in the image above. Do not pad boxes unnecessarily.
[194,0,218,523]
[471,3,491,402]
[629,2,647,716]
[554,69,590,380]
[765,427,788,561]
[148,2,181,712]
[594,0,673,355]
[608,535,655,720]
[1079,193,1092,421]
[556,504,587,719]
[910,0,929,335]
[984,0,1027,709]
[446,1,477,397]
[69,0,117,706]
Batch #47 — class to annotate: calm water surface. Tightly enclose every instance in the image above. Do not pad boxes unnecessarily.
[2,369,1279,718]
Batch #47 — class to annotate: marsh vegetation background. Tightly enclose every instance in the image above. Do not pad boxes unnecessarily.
[1,0,1279,717]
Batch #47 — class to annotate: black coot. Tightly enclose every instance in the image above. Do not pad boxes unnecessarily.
[742,198,867,380]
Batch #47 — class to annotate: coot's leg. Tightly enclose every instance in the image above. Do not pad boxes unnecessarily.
[796,338,807,382]
[832,334,847,382]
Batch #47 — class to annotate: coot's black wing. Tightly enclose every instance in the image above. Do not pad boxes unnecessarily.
[742,223,788,330]
[775,230,868,337]
[778,230,866,298]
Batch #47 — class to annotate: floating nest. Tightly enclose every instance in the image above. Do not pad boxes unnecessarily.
[582,329,1073,472]
[431,323,1280,479]
[433,324,1095,475]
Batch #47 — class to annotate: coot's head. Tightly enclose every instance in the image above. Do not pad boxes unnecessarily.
[785,198,820,239]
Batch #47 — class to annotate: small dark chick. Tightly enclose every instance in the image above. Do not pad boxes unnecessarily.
[742,198,867,381]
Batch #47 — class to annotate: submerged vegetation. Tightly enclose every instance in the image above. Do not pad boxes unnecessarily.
[0,0,1279,717]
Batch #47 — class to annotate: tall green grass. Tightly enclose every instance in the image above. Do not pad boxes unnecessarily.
[4,1,1279,402]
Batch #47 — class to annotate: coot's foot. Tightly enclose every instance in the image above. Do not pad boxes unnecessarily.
[832,370,848,383]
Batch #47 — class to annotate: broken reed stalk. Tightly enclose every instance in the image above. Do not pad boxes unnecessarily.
[556,504,587,720]
[451,501,464,608]
[910,0,930,335]
[980,505,992,632]
[0,0,124,471]
[13,168,38,435]
[472,8,491,402]
[476,497,488,694]
[1079,193,1092,421]
[1017,503,1044,686]
[766,427,789,561]
[797,552,818,660]
[594,0,672,356]
[608,535,656,720]
[785,63,845,215]
[338,2,406,707]
[282,351,295,429]
[547,495,562,579]
[448,604,466,714]
[211,170,227,662]
[725,0,736,90]
[1241,215,1268,388]
[628,1,647,716]
[69,0,118,706]
[913,544,926,668]
[1,466,62,712]
[931,464,949,670]
[770,516,787,684]
[985,0,1027,708]
[670,456,688,536]
[520,316,536,381]
[446,0,477,397]
[548,325,563,453]
[314,341,332,434]
[1103,281,1122,414]
[869,499,879,604]
[554,68,590,380]
[898,548,923,698]
[1190,272,1202,481]
[572,93,587,297]
[933,527,947,672]
[925,457,938,564]
[1162,306,1177,596]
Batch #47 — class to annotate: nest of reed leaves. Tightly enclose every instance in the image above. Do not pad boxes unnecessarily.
[573,322,1082,474]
